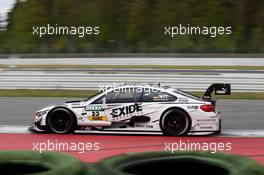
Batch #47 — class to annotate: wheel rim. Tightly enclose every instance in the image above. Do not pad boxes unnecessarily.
[164,112,188,134]
[50,112,70,132]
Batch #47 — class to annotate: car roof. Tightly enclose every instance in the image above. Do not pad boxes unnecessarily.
[104,83,173,90]
[86,83,202,103]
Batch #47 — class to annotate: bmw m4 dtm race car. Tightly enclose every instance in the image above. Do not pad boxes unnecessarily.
[30,83,231,136]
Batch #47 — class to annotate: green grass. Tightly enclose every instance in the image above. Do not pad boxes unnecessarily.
[0,89,264,100]
[0,89,97,98]
[1,64,264,70]
[0,65,7,68]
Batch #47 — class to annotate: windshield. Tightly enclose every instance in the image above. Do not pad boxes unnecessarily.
[85,91,104,101]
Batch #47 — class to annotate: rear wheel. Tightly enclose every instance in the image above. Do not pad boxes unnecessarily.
[47,108,76,134]
[160,109,191,136]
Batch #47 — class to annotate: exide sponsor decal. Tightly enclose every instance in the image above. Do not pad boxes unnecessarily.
[111,104,142,118]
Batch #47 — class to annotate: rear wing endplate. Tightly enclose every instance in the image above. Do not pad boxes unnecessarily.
[203,84,231,100]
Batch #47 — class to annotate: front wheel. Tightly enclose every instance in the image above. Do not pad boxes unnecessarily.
[46,108,76,134]
[160,109,191,136]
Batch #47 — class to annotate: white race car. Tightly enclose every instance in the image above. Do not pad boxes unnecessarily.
[30,83,231,136]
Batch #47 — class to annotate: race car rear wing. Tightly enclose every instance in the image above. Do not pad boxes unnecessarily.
[202,83,231,100]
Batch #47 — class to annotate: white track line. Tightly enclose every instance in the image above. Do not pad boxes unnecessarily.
[0,125,264,137]
[0,125,31,134]
[222,130,264,137]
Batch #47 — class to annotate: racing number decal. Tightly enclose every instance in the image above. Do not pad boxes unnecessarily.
[91,111,99,116]
[85,105,108,121]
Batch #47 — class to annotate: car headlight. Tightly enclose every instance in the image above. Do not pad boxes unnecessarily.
[35,110,49,117]
[35,110,49,122]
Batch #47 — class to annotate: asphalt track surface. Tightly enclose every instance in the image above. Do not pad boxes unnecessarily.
[0,97,264,164]
[0,97,263,130]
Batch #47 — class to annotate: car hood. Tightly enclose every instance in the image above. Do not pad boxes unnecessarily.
[37,100,85,113]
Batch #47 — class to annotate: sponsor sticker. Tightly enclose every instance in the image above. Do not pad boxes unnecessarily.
[215,88,228,95]
[200,126,213,130]
[187,105,198,109]
[85,105,102,111]
[178,97,188,103]
[88,116,108,121]
[135,124,154,128]
[197,119,217,122]
[153,94,169,101]
[111,103,143,118]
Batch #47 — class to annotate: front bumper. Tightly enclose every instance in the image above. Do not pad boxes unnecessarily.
[29,122,47,133]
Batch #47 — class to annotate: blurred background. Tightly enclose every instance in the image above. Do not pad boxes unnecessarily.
[0,0,263,93]
[0,1,264,167]
[0,0,263,54]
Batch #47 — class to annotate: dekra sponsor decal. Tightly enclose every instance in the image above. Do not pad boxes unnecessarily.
[86,105,102,111]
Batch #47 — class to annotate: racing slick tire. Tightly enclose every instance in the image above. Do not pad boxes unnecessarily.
[90,151,264,175]
[0,151,86,175]
[46,107,76,134]
[160,108,191,136]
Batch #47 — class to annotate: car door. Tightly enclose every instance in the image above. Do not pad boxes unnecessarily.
[103,88,143,122]
[84,94,110,123]
[140,89,178,120]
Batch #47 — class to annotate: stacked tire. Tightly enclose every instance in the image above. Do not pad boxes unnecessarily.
[91,151,264,175]
[0,151,264,175]
[0,151,87,175]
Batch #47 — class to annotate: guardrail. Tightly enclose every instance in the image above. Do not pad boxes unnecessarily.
[0,57,264,66]
[0,70,263,92]
[1,53,264,58]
